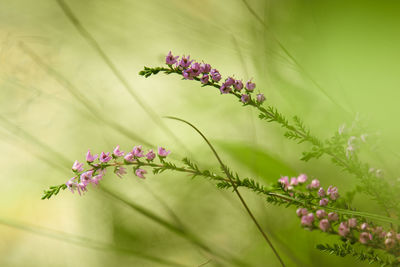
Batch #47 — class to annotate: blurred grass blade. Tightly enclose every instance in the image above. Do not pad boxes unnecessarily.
[0,114,70,168]
[100,187,247,267]
[55,0,189,152]
[18,42,152,147]
[140,183,186,229]
[216,141,295,181]
[240,0,352,116]
[0,217,187,267]
[0,129,64,171]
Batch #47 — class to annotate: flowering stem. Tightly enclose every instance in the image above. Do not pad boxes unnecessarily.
[42,159,400,226]
[267,192,400,225]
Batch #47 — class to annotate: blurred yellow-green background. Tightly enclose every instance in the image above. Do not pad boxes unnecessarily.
[1,0,400,266]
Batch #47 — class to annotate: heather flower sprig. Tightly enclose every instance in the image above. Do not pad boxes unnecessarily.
[139,51,266,107]
[140,51,400,217]
[42,145,249,200]
[42,143,400,263]
[42,145,176,199]
[272,175,400,258]
[43,145,398,227]
[207,169,400,258]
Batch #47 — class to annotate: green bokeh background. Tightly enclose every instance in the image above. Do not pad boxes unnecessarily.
[1,0,399,266]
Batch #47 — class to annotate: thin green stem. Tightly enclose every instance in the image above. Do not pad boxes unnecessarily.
[164,116,286,267]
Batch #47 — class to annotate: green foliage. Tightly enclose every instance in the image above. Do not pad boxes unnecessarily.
[316,242,399,266]
[216,141,296,181]
[41,184,67,200]
[139,66,171,78]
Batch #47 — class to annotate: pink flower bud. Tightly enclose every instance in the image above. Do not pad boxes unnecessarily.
[76,182,88,195]
[327,212,339,221]
[327,186,339,200]
[256,93,265,104]
[66,177,77,193]
[166,51,179,65]
[278,176,289,190]
[360,223,368,231]
[319,198,329,206]
[80,170,94,185]
[133,146,144,158]
[158,147,171,157]
[245,79,256,91]
[220,83,232,94]
[348,218,357,228]
[190,62,202,77]
[183,69,194,80]
[92,169,106,185]
[99,152,112,163]
[178,55,193,69]
[301,213,314,227]
[290,177,298,186]
[359,232,372,244]
[210,69,221,82]
[233,80,243,91]
[386,231,394,239]
[316,210,327,219]
[200,74,209,84]
[297,174,308,183]
[225,77,235,86]
[319,219,330,232]
[241,94,250,103]
[309,179,320,189]
[86,150,98,163]
[318,187,325,197]
[338,222,350,237]
[72,160,84,172]
[145,149,156,161]
[200,63,211,74]
[135,168,147,179]
[114,166,127,178]
[113,145,124,157]
[296,208,308,217]
[124,152,135,162]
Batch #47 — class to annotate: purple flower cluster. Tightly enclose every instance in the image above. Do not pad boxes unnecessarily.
[66,145,171,195]
[282,174,400,252]
[278,173,308,191]
[165,51,266,105]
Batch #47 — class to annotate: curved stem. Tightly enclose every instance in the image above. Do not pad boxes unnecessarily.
[145,67,392,214]
[164,116,286,267]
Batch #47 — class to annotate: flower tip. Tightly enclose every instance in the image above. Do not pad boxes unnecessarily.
[135,168,147,179]
[158,147,171,157]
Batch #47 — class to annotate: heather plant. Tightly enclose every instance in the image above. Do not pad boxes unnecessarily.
[42,52,400,267]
